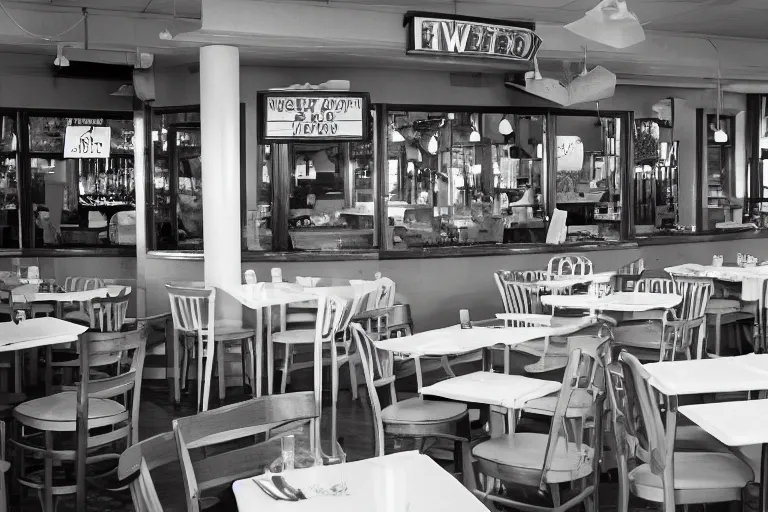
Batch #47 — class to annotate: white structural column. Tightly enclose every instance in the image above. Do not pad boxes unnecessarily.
[200,45,242,321]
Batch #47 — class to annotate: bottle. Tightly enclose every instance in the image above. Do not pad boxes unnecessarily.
[460,309,472,329]
[281,434,295,471]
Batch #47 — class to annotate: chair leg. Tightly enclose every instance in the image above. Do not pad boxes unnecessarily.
[174,337,183,404]
[331,350,339,457]
[348,360,358,400]
[246,338,256,397]
[28,348,38,386]
[202,336,216,412]
[44,431,53,512]
[217,340,226,402]
[280,345,290,394]
[715,314,722,356]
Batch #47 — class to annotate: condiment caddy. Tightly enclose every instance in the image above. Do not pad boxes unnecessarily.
[737,253,758,268]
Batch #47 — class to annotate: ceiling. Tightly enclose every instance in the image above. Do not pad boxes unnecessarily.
[8,0,768,39]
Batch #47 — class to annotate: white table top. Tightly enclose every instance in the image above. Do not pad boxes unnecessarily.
[542,292,682,313]
[225,284,318,309]
[0,317,87,353]
[666,263,768,302]
[374,317,592,357]
[233,451,486,512]
[534,272,616,291]
[12,285,130,304]
[644,356,768,396]
[420,371,562,409]
[679,399,768,447]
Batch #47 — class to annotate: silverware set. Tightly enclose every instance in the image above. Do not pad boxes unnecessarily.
[253,475,307,501]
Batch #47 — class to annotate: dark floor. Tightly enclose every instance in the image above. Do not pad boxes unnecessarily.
[14,350,748,512]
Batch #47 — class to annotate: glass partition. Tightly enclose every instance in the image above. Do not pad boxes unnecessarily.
[28,114,135,247]
[386,110,546,249]
[704,114,738,231]
[0,115,19,248]
[554,115,622,242]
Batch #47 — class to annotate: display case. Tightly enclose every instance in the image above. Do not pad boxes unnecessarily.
[633,118,679,235]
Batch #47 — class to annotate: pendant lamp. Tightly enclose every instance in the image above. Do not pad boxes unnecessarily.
[391,126,405,142]
[427,134,439,154]
[713,72,728,143]
[565,0,645,49]
[469,126,481,142]
[498,116,513,136]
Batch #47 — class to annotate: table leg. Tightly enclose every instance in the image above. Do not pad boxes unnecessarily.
[254,308,263,398]
[760,443,768,512]
[266,306,273,395]
[76,334,89,512]
[44,346,52,396]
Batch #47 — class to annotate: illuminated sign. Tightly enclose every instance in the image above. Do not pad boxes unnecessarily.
[257,91,370,143]
[404,12,542,62]
[63,126,111,159]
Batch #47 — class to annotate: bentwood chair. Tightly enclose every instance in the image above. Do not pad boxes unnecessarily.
[604,350,752,512]
[350,323,472,477]
[174,392,319,512]
[166,283,255,411]
[13,319,151,511]
[118,431,178,512]
[469,346,606,512]
[613,258,645,292]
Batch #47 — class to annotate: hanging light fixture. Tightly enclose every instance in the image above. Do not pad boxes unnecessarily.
[469,124,481,143]
[390,125,405,143]
[498,116,513,136]
[713,73,728,143]
[427,133,439,154]
[564,0,645,49]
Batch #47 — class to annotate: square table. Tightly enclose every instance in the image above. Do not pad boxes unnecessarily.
[541,292,682,314]
[232,451,486,512]
[12,285,131,318]
[679,399,768,512]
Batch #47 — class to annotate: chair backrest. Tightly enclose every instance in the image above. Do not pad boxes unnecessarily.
[547,255,593,277]
[87,294,131,332]
[615,350,668,478]
[672,276,713,321]
[118,431,178,512]
[349,322,397,457]
[165,283,215,334]
[173,392,317,512]
[538,345,606,490]
[634,277,675,294]
[618,258,645,276]
[64,277,106,292]
[494,270,546,316]
[80,321,150,446]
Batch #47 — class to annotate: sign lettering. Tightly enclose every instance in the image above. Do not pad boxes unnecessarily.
[405,12,542,62]
[63,126,111,159]
[260,92,369,142]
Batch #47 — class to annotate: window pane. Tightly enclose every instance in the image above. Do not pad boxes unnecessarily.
[0,154,19,248]
[151,111,203,250]
[704,115,737,231]
[386,111,545,249]
[286,141,376,250]
[29,116,66,153]
[555,116,622,242]
[31,156,135,247]
[244,146,271,250]
[633,117,679,236]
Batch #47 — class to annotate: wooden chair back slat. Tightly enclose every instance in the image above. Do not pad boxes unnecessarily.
[672,276,713,321]
[634,277,675,294]
[166,284,214,333]
[118,431,177,512]
[173,392,318,512]
[547,255,594,277]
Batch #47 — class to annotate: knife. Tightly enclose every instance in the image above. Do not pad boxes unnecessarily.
[273,475,306,500]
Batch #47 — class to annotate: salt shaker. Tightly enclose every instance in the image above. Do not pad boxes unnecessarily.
[271,268,283,283]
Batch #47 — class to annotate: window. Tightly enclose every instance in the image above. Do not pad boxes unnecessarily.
[704,115,737,231]
[633,115,679,236]
[28,114,135,247]
[0,115,19,248]
[150,110,203,250]
[386,110,545,249]
[554,115,622,242]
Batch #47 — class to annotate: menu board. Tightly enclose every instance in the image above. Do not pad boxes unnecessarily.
[63,126,111,159]
[257,91,370,143]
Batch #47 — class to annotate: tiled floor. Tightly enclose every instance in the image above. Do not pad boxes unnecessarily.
[15,354,748,512]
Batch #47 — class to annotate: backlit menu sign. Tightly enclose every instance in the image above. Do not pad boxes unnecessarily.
[257,91,370,143]
[63,126,111,159]
[404,12,542,62]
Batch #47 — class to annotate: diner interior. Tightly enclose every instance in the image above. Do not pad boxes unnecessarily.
[4,0,768,512]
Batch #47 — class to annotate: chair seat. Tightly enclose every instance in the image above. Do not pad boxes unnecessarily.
[272,329,315,345]
[381,397,466,424]
[212,324,254,341]
[472,432,594,484]
[630,452,753,499]
[523,388,594,418]
[706,299,741,314]
[613,321,662,350]
[674,424,729,453]
[14,391,127,432]
[286,312,317,324]
[512,338,569,358]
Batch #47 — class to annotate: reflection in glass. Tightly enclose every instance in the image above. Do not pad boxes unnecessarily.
[386,111,545,248]
[634,117,679,235]
[0,115,18,248]
[285,140,375,250]
[705,114,737,231]
[554,115,622,241]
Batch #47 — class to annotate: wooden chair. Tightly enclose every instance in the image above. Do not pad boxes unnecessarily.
[614,276,712,362]
[546,254,593,278]
[613,258,645,292]
[13,319,151,511]
[166,283,256,411]
[270,294,352,453]
[118,431,178,512]
[173,392,318,512]
[469,345,606,512]
[603,350,752,512]
[350,322,471,475]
